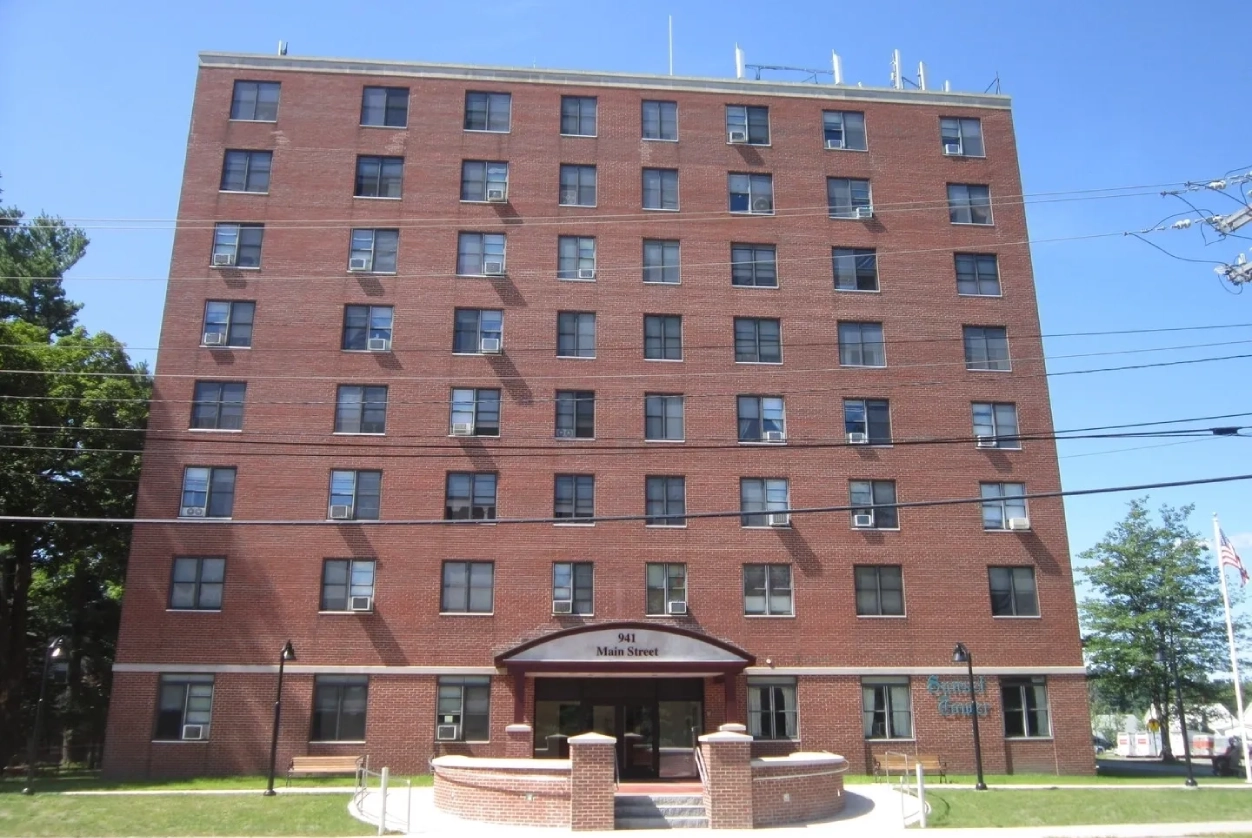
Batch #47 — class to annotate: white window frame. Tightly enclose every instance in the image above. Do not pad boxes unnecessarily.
[644,394,685,442]
[972,402,1020,449]
[941,117,985,158]
[645,562,687,615]
[320,558,376,612]
[981,483,1027,530]
[464,92,511,133]
[729,173,774,215]
[348,229,399,274]
[452,309,503,355]
[557,236,597,280]
[450,388,501,437]
[989,566,1040,618]
[559,164,597,207]
[460,160,509,203]
[963,326,1011,371]
[948,183,994,225]
[1002,677,1052,739]
[849,480,899,530]
[740,478,790,529]
[645,475,686,527]
[643,239,681,284]
[328,469,382,520]
[560,96,598,137]
[725,104,771,145]
[456,232,507,277]
[862,678,913,739]
[955,253,1002,297]
[747,677,798,739]
[642,168,680,211]
[641,100,679,142]
[838,322,886,368]
[822,110,867,151]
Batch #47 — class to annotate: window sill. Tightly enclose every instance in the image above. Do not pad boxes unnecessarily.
[1004,736,1053,742]
[944,152,987,160]
[456,273,507,279]
[727,142,773,148]
[555,355,597,360]
[460,198,509,205]
[553,613,594,618]
[642,281,682,286]
[228,118,278,124]
[642,207,681,213]
[957,292,1004,299]
[984,528,1031,533]
[211,265,260,271]
[448,433,499,439]
[839,364,888,370]
[983,446,1022,451]
[353,196,403,201]
[309,740,367,745]
[188,428,243,434]
[966,367,1013,373]
[555,436,596,442]
[333,432,386,437]
[641,137,679,143]
[557,277,597,283]
[645,524,687,529]
[152,739,210,744]
[327,518,377,523]
[865,737,916,742]
[178,516,232,521]
[644,358,684,363]
[218,190,269,196]
[857,613,907,619]
[560,133,598,138]
[554,522,595,527]
[729,211,775,218]
[950,222,996,227]
[346,271,397,277]
[835,288,881,294]
[731,284,779,290]
[318,610,375,616]
[738,440,787,446]
[451,352,500,357]
[165,609,222,613]
[825,146,869,153]
[439,611,495,617]
[202,345,250,350]
[644,439,685,444]
[993,614,1043,620]
[464,129,511,134]
[745,614,795,619]
[558,204,599,210]
[735,361,784,366]
[828,215,873,221]
[359,123,409,130]
[852,526,901,532]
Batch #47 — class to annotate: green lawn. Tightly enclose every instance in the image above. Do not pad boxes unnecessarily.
[923,788,1252,829]
[0,774,432,793]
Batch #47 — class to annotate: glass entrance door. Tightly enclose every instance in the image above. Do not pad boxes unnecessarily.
[619,703,656,779]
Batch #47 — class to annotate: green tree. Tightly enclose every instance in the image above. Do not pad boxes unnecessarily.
[0,190,86,336]
[1079,499,1242,761]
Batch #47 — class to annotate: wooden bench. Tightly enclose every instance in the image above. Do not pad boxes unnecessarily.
[286,755,365,786]
[873,752,948,783]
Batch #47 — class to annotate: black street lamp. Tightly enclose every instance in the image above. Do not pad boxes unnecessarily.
[22,637,66,795]
[952,643,987,790]
[264,640,296,797]
[1155,645,1198,787]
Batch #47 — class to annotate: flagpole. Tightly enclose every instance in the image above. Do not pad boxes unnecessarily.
[1214,514,1252,783]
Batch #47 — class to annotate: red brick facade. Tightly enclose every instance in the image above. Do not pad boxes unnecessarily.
[104,52,1092,781]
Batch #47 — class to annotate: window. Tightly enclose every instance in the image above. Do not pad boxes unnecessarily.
[833,248,878,291]
[560,96,597,136]
[734,318,781,363]
[854,566,904,616]
[559,164,597,206]
[941,117,984,157]
[342,305,393,351]
[737,396,785,442]
[555,391,595,439]
[440,561,494,613]
[211,223,263,268]
[646,476,686,526]
[355,156,403,198]
[445,473,497,520]
[1002,677,1050,738]
[644,315,682,360]
[956,254,1001,296]
[555,474,595,521]
[849,480,898,529]
[838,322,885,367]
[155,675,214,740]
[553,562,593,614]
[191,381,245,431]
[982,483,1027,530]
[963,326,1010,371]
[457,232,507,276]
[972,402,1020,449]
[731,244,777,287]
[740,478,789,528]
[642,100,678,140]
[822,110,867,150]
[360,86,409,127]
[827,178,873,219]
[644,394,684,441]
[643,239,681,283]
[862,678,912,738]
[843,399,891,445]
[729,173,774,214]
[220,150,271,193]
[335,385,388,434]
[453,309,504,354]
[203,301,255,348]
[437,676,490,741]
[311,675,368,741]
[230,81,280,121]
[642,168,679,210]
[320,559,376,611]
[461,161,509,202]
[169,557,225,610]
[558,236,597,280]
[557,312,596,358]
[747,678,796,738]
[948,184,992,225]
[726,105,769,144]
[348,229,399,273]
[450,389,501,437]
[989,567,1039,616]
[464,91,511,132]
[646,563,687,615]
[180,467,235,518]
[328,470,381,520]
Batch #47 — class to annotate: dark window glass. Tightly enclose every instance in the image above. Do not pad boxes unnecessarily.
[731,244,777,286]
[941,117,985,157]
[748,678,797,739]
[457,232,507,276]
[191,381,246,430]
[203,301,255,347]
[311,675,368,741]
[220,150,271,193]
[211,223,264,268]
[557,312,596,358]
[557,236,597,279]
[452,309,503,353]
[956,254,1001,295]
[737,396,785,442]
[964,326,1010,371]
[643,239,680,283]
[827,178,873,219]
[554,475,595,520]
[361,86,409,127]
[440,561,494,613]
[843,399,891,445]
[450,389,501,437]
[833,248,878,291]
[155,675,214,740]
[740,479,789,528]
[645,476,686,526]
[641,100,678,140]
[989,567,1039,616]
[320,559,375,611]
[972,402,1020,449]
[854,566,904,616]
[355,156,404,198]
[460,160,509,202]
[838,322,886,367]
[230,81,280,121]
[1002,677,1050,737]
[342,305,393,351]
[464,92,511,131]
[328,469,382,520]
[437,676,490,741]
[644,315,682,360]
[559,165,597,206]
[734,318,781,363]
[445,473,497,520]
[169,557,225,610]
[862,678,912,738]
[743,565,792,615]
[645,563,687,614]
[553,562,593,614]
[348,229,399,273]
[560,96,597,136]
[849,480,898,529]
[335,385,388,434]
[726,105,769,144]
[823,110,866,150]
[644,394,684,441]
[555,391,595,439]
[642,168,679,210]
[981,483,1028,530]
[180,467,235,518]
[948,184,993,224]
[729,173,773,214]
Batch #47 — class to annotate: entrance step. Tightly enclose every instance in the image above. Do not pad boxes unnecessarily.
[614,794,708,829]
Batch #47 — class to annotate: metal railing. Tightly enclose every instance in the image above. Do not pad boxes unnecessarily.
[354,761,412,836]
[693,739,709,788]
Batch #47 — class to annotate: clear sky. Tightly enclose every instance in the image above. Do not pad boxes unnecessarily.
[2,0,1250,617]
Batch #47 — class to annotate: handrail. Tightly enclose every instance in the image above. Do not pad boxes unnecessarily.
[693,737,709,788]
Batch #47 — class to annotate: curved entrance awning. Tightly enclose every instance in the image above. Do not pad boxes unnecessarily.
[495,621,755,675]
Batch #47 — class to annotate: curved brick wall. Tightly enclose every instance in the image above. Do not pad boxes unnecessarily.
[432,755,572,828]
[751,752,848,827]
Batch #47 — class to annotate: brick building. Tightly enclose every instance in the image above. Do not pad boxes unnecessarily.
[103,51,1093,780]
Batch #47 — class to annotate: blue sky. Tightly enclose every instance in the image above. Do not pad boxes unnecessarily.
[2,0,1250,615]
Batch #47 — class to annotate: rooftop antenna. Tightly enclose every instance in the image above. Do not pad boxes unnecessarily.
[917,61,927,91]
[277,40,288,56]
[891,49,902,89]
[944,80,951,92]
[668,16,674,76]
[734,43,745,79]
[831,51,843,85]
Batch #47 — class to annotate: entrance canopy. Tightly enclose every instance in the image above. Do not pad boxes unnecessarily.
[495,621,754,675]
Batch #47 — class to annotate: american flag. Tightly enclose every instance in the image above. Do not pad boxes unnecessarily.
[1219,529,1250,587]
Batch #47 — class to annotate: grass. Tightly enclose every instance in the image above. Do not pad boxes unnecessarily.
[0,773,432,793]
[923,788,1252,829]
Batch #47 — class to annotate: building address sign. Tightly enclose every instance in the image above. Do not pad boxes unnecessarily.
[927,675,991,718]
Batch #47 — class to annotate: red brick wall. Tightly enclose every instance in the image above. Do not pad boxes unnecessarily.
[433,762,571,828]
[752,758,847,827]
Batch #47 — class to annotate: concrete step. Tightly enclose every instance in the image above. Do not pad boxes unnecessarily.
[616,815,710,829]
[615,794,707,829]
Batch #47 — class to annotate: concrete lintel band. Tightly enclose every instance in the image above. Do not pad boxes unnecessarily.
[111,662,1086,676]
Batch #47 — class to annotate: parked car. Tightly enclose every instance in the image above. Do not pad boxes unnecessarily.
[1093,734,1113,753]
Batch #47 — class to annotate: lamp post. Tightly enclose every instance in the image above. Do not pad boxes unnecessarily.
[1156,645,1198,787]
[952,643,987,790]
[264,640,296,796]
[22,637,66,795]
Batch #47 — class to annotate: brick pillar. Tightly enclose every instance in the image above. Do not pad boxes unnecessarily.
[568,732,616,832]
[505,723,533,758]
[699,730,754,830]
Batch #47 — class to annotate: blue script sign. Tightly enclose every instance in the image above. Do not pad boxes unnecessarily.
[927,675,991,718]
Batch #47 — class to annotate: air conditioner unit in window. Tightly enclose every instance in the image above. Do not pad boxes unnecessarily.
[762,430,786,442]
[944,142,962,155]
[181,506,207,518]
[728,130,748,144]
[1007,517,1032,531]
[366,337,391,352]
[181,724,206,741]
[451,422,474,437]
[847,431,868,445]
[667,600,688,616]
[202,332,225,346]
[853,513,875,528]
[211,253,235,267]
[825,138,843,150]
[552,599,573,614]
[752,197,774,213]
[555,428,575,438]
[483,261,504,276]
[329,505,352,520]
[349,595,373,612]
[486,188,507,202]
[348,257,371,272]
[577,268,596,280]
[975,435,996,449]
[855,206,874,219]
[436,724,460,742]
[480,337,501,354]
[767,512,791,527]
